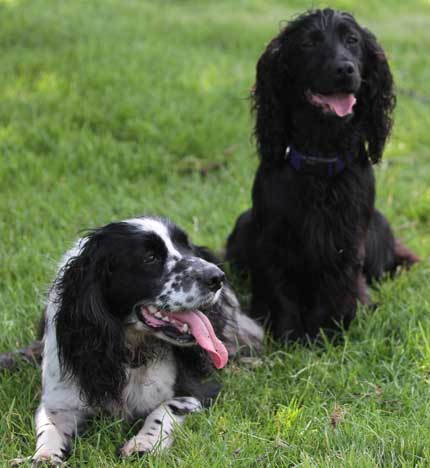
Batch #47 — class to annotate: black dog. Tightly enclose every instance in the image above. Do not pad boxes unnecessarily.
[227,9,419,341]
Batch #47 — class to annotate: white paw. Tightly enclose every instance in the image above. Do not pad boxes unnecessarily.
[31,452,64,467]
[120,434,166,457]
[10,456,31,467]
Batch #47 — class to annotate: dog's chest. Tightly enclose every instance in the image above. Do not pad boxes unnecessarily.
[120,348,177,420]
[310,176,372,251]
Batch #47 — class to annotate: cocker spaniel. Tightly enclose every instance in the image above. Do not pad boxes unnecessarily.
[226,9,419,341]
[27,216,262,465]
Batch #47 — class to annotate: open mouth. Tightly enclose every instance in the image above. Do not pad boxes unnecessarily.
[306,90,357,117]
[137,305,228,369]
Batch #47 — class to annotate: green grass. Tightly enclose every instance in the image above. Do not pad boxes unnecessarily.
[1,0,429,466]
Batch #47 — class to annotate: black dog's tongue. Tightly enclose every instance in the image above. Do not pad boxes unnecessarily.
[310,93,357,117]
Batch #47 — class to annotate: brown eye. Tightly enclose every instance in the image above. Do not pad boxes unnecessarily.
[301,39,317,48]
[143,252,158,264]
[346,35,358,44]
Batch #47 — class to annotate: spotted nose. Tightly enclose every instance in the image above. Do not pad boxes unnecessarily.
[202,268,225,292]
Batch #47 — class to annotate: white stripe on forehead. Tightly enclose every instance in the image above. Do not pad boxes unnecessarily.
[126,218,182,258]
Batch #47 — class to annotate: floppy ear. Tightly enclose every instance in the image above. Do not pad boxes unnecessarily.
[253,35,292,165]
[360,27,395,164]
[55,235,127,407]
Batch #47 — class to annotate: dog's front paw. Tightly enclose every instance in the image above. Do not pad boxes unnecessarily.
[120,434,162,457]
[10,456,32,467]
[31,452,64,467]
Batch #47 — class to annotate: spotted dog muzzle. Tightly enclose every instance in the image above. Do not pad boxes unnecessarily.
[135,257,228,368]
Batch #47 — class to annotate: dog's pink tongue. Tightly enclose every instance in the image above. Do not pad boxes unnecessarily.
[315,93,356,117]
[170,310,228,369]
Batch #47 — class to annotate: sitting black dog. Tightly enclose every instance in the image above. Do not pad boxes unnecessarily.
[227,8,419,341]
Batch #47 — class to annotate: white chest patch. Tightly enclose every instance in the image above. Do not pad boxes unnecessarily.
[120,349,177,421]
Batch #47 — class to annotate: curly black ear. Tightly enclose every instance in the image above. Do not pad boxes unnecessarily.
[360,27,395,164]
[55,235,127,407]
[253,35,291,165]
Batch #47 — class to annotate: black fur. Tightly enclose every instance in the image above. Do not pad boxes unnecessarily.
[55,224,135,406]
[55,218,228,407]
[226,9,418,341]
[251,8,394,168]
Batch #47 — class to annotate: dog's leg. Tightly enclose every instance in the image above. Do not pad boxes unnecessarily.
[365,210,420,281]
[305,269,360,340]
[0,340,43,371]
[120,396,202,457]
[32,403,88,466]
[394,238,420,269]
[1,314,46,371]
[32,339,90,466]
[270,295,305,341]
[218,284,264,356]
[357,273,372,305]
[248,272,305,341]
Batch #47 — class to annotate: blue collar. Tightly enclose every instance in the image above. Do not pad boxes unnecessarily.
[285,145,353,177]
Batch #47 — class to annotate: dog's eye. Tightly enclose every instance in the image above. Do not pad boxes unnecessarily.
[301,39,317,48]
[346,35,358,45]
[143,252,158,264]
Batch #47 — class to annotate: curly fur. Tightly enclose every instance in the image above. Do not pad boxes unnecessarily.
[252,9,394,166]
[227,9,418,341]
[55,228,129,407]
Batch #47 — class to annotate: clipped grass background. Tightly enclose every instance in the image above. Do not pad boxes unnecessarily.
[0,0,429,466]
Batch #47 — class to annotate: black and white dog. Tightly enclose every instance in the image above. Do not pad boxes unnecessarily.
[30,216,262,465]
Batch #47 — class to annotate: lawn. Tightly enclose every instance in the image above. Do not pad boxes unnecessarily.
[0,0,429,466]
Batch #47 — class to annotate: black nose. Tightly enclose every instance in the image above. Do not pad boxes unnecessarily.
[203,268,225,292]
[336,61,355,76]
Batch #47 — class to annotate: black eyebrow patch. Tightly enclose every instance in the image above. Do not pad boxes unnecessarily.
[140,232,167,248]
[168,225,192,252]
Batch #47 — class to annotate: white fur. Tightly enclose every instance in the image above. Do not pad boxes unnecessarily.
[120,397,202,456]
[120,349,177,420]
[31,217,264,466]
[32,226,185,466]
[128,217,182,259]
[33,280,181,466]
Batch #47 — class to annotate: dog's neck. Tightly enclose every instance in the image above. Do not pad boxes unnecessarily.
[289,108,362,159]
[284,145,353,177]
[125,329,168,368]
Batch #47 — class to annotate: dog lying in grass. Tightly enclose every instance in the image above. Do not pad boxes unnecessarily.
[227,8,419,341]
[12,216,262,466]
